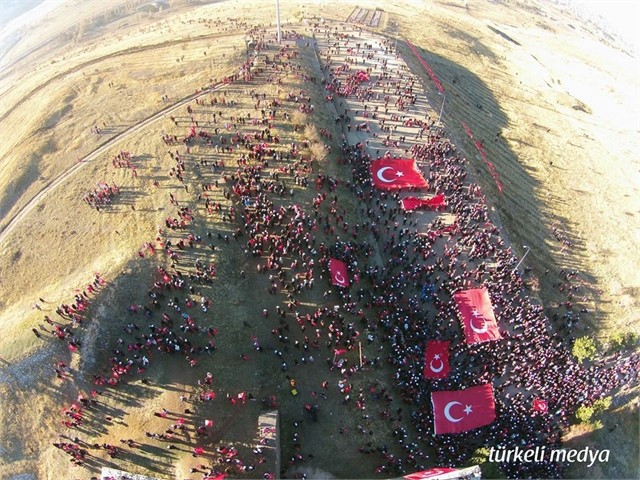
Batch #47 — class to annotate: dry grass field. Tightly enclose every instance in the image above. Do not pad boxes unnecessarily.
[0,0,637,479]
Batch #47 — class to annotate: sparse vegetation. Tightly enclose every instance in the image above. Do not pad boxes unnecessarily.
[0,0,637,479]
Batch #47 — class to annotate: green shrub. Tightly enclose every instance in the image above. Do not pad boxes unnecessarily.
[575,405,594,423]
[572,336,596,363]
[592,397,612,415]
[575,397,610,425]
[607,332,626,352]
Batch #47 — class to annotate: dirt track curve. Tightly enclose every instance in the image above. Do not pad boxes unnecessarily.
[0,83,224,246]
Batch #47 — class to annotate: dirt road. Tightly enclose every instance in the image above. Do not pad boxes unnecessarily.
[0,83,224,246]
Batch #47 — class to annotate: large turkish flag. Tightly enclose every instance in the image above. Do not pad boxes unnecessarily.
[328,258,349,287]
[371,158,428,190]
[423,340,450,379]
[431,384,496,435]
[454,287,501,344]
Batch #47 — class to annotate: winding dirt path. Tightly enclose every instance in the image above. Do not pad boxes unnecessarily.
[0,82,224,246]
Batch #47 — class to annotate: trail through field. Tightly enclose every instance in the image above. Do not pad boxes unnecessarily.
[0,84,224,246]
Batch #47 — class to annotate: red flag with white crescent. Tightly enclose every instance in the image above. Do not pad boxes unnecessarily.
[423,340,450,379]
[404,467,459,480]
[371,158,428,190]
[431,384,496,435]
[329,258,350,287]
[532,398,549,414]
[454,287,502,344]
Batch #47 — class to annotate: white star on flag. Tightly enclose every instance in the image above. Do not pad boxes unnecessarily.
[464,405,473,415]
[395,171,404,177]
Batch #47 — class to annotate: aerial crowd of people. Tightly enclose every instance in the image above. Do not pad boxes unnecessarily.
[27,16,638,480]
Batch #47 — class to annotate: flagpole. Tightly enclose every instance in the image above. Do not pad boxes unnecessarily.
[437,92,446,125]
[275,0,282,43]
[514,245,530,272]
[358,342,363,368]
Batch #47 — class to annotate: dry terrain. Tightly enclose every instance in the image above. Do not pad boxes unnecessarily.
[0,0,637,479]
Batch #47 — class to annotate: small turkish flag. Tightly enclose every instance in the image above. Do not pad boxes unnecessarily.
[329,258,350,287]
[532,398,548,414]
[454,287,502,344]
[371,158,428,190]
[423,341,450,379]
[431,384,496,435]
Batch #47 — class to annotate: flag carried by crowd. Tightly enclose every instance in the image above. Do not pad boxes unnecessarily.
[454,287,502,344]
[431,384,496,434]
[423,340,451,380]
[371,158,428,190]
[328,258,350,287]
[400,194,446,211]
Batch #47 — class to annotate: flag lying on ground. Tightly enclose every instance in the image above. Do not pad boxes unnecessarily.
[328,258,350,287]
[423,340,451,379]
[401,194,446,211]
[371,158,428,190]
[431,383,496,434]
[454,287,501,344]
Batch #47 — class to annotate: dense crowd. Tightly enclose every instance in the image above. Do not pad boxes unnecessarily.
[314,23,639,477]
[34,19,638,480]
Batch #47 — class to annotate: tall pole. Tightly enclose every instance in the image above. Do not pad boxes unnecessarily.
[394,23,398,51]
[276,0,282,43]
[438,92,446,124]
[514,245,530,272]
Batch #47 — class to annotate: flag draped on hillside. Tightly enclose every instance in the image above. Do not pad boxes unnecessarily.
[328,258,350,287]
[423,340,451,379]
[371,159,428,190]
[454,287,501,344]
[431,384,496,434]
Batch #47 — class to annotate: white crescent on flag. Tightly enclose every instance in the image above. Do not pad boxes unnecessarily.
[443,401,464,423]
[334,271,347,285]
[376,166,400,183]
[429,355,444,373]
[469,316,488,334]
